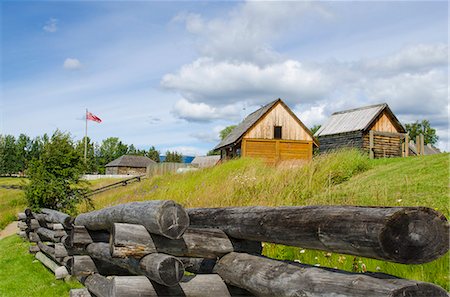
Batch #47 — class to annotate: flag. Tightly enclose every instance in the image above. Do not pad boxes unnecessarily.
[86,111,102,123]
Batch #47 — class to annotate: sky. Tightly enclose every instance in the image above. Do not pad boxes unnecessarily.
[1,1,448,155]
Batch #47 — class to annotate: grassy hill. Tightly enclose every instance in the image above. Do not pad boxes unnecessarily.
[0,150,448,294]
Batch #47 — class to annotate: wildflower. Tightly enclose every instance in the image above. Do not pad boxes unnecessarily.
[299,249,306,254]
[325,252,332,258]
[397,199,402,202]
[314,256,319,260]
[294,259,301,263]
[361,263,367,273]
[376,266,381,271]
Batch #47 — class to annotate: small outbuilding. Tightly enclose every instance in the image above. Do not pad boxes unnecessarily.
[105,155,156,175]
[214,99,318,165]
[315,103,407,158]
[191,155,221,168]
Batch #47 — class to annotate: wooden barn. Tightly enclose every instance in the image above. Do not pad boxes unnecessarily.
[214,99,318,164]
[315,103,407,158]
[105,155,156,175]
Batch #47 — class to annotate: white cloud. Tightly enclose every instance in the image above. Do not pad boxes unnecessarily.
[43,18,58,33]
[172,98,241,122]
[162,146,204,156]
[190,126,224,143]
[63,58,82,70]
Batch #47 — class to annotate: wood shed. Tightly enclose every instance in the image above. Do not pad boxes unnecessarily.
[214,99,318,164]
[191,155,221,168]
[105,155,156,175]
[315,103,407,158]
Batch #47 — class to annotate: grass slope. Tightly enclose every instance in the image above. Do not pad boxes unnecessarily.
[82,150,449,290]
[0,236,82,297]
[0,178,27,230]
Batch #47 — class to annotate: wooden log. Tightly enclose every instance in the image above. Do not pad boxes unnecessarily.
[215,252,448,297]
[83,273,111,297]
[110,276,157,297]
[67,255,98,277]
[54,229,67,238]
[52,223,64,230]
[71,226,93,245]
[32,213,49,227]
[17,231,28,240]
[37,227,56,242]
[188,206,449,264]
[17,212,27,221]
[17,221,28,230]
[91,258,133,276]
[37,241,56,260]
[178,257,216,274]
[74,200,189,239]
[28,219,40,230]
[70,289,92,297]
[86,242,184,286]
[35,251,69,280]
[88,230,110,243]
[28,232,40,242]
[41,208,73,229]
[112,224,252,259]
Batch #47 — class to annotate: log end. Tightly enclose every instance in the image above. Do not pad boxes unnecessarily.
[392,282,449,297]
[158,201,190,239]
[380,207,449,264]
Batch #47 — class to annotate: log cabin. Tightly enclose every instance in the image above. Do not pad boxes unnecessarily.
[214,99,318,164]
[105,155,156,175]
[315,103,407,158]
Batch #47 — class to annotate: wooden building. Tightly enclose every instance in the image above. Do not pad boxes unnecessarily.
[191,155,221,169]
[315,103,407,158]
[105,155,156,175]
[214,99,318,164]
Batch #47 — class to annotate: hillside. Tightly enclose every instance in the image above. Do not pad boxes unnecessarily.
[81,150,449,289]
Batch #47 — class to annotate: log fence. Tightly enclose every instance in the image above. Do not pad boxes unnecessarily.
[16,201,449,296]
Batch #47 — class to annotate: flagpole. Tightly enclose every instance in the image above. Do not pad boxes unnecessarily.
[84,108,88,165]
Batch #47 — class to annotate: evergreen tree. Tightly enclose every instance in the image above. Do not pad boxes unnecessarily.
[147,146,160,162]
[0,135,19,175]
[164,151,183,163]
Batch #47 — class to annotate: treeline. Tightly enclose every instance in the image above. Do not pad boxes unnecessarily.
[0,131,182,176]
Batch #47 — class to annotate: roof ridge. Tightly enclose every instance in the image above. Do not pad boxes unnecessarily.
[332,103,387,115]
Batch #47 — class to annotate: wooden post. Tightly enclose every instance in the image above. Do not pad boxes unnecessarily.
[404,134,409,157]
[369,130,374,159]
[74,200,190,239]
[188,206,449,264]
[216,252,448,297]
[416,135,421,155]
[420,133,425,155]
[35,252,69,280]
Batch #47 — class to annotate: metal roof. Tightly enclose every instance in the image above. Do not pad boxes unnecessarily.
[105,155,156,168]
[315,103,405,137]
[191,155,221,168]
[214,99,279,150]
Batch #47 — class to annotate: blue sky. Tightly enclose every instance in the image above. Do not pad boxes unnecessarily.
[1,1,448,154]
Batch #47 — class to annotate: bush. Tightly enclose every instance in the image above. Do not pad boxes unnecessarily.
[25,131,90,214]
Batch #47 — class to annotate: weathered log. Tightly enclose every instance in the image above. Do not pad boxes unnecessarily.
[55,243,69,258]
[41,208,73,229]
[52,223,64,230]
[70,288,92,297]
[35,251,69,280]
[67,255,98,277]
[91,258,133,276]
[89,230,110,243]
[83,273,111,297]
[17,231,28,240]
[215,252,448,297]
[37,227,56,242]
[29,245,40,254]
[87,242,184,286]
[75,201,189,239]
[54,229,67,238]
[112,224,248,259]
[17,221,28,230]
[17,212,27,221]
[71,226,93,245]
[188,206,449,264]
[37,241,56,261]
[28,232,40,242]
[28,219,40,230]
[178,257,216,274]
[32,213,49,227]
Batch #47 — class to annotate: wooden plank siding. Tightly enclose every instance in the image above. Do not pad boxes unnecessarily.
[363,133,402,158]
[242,139,312,165]
[369,112,399,133]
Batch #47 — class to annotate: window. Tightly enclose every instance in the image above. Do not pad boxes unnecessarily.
[274,126,282,139]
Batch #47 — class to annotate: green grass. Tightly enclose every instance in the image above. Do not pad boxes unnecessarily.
[0,178,27,230]
[81,150,449,290]
[0,235,82,297]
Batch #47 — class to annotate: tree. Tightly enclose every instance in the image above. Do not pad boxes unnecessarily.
[16,134,31,174]
[405,120,438,145]
[25,130,89,213]
[220,125,236,140]
[310,125,321,135]
[147,146,160,162]
[75,137,98,174]
[207,149,220,156]
[164,151,183,163]
[127,144,137,155]
[0,135,19,175]
[97,137,128,173]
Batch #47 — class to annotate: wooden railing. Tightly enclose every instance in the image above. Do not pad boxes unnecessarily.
[85,175,146,197]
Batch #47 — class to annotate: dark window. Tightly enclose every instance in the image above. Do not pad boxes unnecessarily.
[274,126,282,139]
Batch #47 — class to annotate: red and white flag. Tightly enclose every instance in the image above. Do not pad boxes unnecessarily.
[86,111,102,123]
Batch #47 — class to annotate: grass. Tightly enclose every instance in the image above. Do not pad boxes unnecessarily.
[0,177,27,230]
[80,150,449,290]
[0,235,82,297]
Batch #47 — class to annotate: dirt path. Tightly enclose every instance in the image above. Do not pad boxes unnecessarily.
[0,221,18,240]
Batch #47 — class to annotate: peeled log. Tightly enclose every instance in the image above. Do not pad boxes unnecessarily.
[41,208,73,229]
[188,206,449,264]
[87,242,184,286]
[75,201,189,239]
[112,224,255,259]
[83,274,111,297]
[37,227,57,242]
[215,252,448,297]
[55,243,69,258]
[35,252,69,280]
[70,289,92,297]
[67,255,98,277]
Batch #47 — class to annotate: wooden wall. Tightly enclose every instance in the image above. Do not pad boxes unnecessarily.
[242,139,312,165]
[363,133,402,158]
[370,111,399,133]
[317,131,365,152]
[244,104,312,141]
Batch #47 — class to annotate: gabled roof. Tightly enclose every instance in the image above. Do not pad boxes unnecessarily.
[105,155,156,168]
[191,155,221,168]
[214,99,317,150]
[315,103,406,137]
